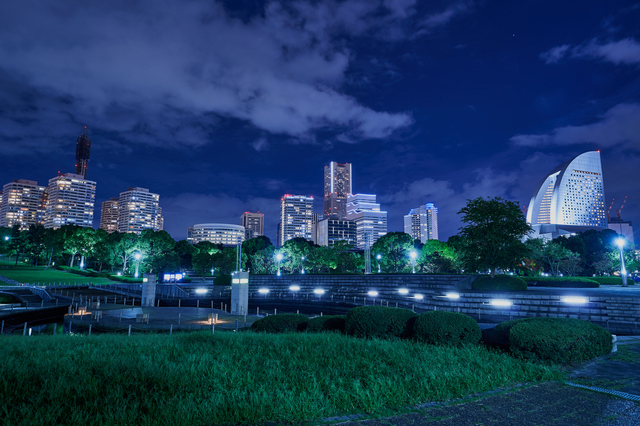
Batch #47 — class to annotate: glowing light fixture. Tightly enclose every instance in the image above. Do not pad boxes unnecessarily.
[314,289,325,295]
[398,288,409,295]
[289,285,300,291]
[562,296,588,304]
[414,294,424,300]
[444,292,460,299]
[195,288,208,295]
[258,288,270,294]
[367,290,378,297]
[490,299,512,307]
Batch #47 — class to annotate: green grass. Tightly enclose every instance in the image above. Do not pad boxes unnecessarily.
[0,265,115,285]
[0,332,563,425]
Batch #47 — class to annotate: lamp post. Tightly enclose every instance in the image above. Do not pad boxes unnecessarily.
[134,253,142,278]
[301,256,305,274]
[276,253,283,277]
[211,268,215,283]
[376,254,381,273]
[410,250,417,274]
[616,237,628,287]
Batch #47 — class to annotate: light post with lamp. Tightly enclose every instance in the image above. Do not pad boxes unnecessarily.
[410,250,417,274]
[211,268,215,284]
[301,256,305,274]
[276,253,283,276]
[616,237,628,287]
[376,254,381,273]
[134,253,142,278]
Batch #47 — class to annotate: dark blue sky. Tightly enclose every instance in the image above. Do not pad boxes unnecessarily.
[1,0,639,243]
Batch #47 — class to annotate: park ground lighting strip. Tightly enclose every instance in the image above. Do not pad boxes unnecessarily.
[561,296,588,304]
[258,288,269,294]
[367,290,378,297]
[398,288,409,295]
[490,299,512,307]
[289,285,300,291]
[195,288,208,294]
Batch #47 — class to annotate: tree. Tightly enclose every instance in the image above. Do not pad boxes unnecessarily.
[139,230,176,276]
[371,232,414,273]
[243,236,272,271]
[280,238,313,273]
[174,240,195,271]
[193,241,220,278]
[456,197,531,278]
[113,232,140,274]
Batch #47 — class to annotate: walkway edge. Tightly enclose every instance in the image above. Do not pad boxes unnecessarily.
[565,381,640,402]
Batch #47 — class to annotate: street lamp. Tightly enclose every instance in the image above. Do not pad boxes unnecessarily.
[211,268,215,283]
[301,256,305,274]
[410,250,417,274]
[616,237,628,287]
[376,254,381,273]
[276,253,283,276]
[134,253,142,278]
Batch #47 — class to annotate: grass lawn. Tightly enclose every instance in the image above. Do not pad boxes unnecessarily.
[0,332,563,425]
[0,264,115,285]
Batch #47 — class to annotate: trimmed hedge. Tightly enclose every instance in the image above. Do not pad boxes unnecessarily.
[499,318,612,364]
[306,315,346,333]
[251,314,309,333]
[590,277,627,285]
[345,306,417,339]
[523,276,599,288]
[412,311,481,346]
[473,275,527,291]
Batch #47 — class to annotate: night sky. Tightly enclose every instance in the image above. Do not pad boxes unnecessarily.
[1,0,639,244]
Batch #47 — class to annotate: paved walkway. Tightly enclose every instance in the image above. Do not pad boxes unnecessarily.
[330,338,640,426]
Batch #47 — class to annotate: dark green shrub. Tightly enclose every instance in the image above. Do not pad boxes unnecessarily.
[508,318,612,364]
[523,277,599,288]
[251,314,309,333]
[473,275,527,291]
[214,274,232,286]
[589,277,625,286]
[345,306,416,339]
[412,311,481,346]
[306,315,346,333]
[485,318,531,347]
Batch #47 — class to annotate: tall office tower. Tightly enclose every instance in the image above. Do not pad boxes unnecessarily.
[316,217,357,247]
[277,222,283,247]
[280,194,314,244]
[241,212,264,240]
[117,187,163,235]
[75,127,91,179]
[0,179,47,230]
[404,203,439,243]
[99,197,120,233]
[324,162,352,219]
[44,173,96,229]
[346,193,387,249]
[187,224,245,246]
[527,151,606,239]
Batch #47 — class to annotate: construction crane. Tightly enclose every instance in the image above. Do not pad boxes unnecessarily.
[607,198,615,222]
[616,196,628,220]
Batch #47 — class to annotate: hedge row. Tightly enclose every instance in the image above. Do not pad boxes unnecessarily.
[523,276,599,288]
[473,275,528,291]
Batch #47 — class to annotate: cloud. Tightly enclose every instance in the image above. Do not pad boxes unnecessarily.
[511,103,640,149]
[251,137,269,152]
[0,0,419,150]
[541,38,640,65]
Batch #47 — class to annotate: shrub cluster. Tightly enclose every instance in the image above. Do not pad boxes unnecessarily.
[306,315,346,333]
[589,277,625,286]
[473,275,527,291]
[251,314,309,333]
[492,317,611,364]
[523,276,599,288]
[345,306,416,339]
[412,311,481,346]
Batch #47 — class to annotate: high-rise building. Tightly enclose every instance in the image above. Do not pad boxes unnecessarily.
[280,194,314,244]
[75,127,91,179]
[404,203,439,243]
[187,224,245,246]
[346,193,387,249]
[241,212,264,240]
[324,162,352,219]
[44,173,96,229]
[527,151,607,239]
[316,217,357,247]
[117,187,163,234]
[99,197,120,233]
[0,179,47,230]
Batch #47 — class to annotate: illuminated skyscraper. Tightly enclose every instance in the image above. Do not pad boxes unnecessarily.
[187,224,245,246]
[117,187,163,234]
[346,193,387,249]
[527,151,606,239]
[280,194,314,243]
[0,179,46,230]
[404,203,439,242]
[241,212,264,239]
[44,173,96,229]
[75,127,91,179]
[324,162,352,219]
[99,197,120,233]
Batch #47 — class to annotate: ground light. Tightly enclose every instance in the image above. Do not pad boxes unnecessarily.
[258,288,269,294]
[562,296,588,304]
[398,288,409,295]
[367,290,378,297]
[195,288,208,295]
[444,292,460,299]
[314,289,325,295]
[490,299,512,307]
[289,285,300,291]
[414,294,424,300]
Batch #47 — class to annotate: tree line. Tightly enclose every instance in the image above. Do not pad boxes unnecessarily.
[0,197,635,280]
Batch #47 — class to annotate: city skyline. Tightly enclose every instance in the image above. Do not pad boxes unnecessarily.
[0,1,638,244]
